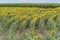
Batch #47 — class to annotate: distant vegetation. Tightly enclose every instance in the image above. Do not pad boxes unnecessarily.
[0,3,60,8]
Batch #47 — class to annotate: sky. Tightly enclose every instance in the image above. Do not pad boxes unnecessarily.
[0,0,60,3]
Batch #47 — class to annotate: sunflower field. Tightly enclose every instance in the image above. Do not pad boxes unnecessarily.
[0,7,60,40]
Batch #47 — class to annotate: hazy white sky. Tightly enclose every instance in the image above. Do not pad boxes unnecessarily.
[0,0,60,3]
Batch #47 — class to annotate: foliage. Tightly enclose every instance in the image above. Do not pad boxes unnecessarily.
[0,7,60,40]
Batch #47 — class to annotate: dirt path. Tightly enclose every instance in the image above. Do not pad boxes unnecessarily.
[0,27,49,40]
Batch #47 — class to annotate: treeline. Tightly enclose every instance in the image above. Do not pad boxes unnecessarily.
[0,3,60,8]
